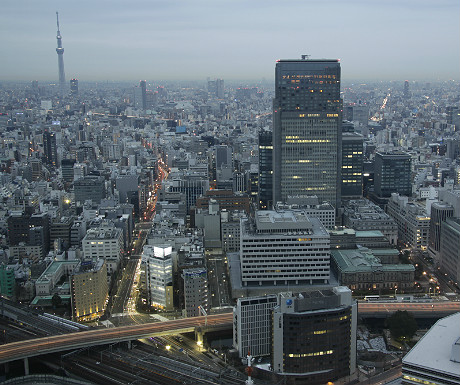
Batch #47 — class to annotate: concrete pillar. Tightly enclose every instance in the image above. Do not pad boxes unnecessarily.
[23,357,29,376]
[127,340,132,350]
[4,362,9,374]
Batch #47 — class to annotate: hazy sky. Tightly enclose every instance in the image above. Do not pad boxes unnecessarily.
[1,0,459,82]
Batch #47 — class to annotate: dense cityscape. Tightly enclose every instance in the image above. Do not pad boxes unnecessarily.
[0,5,459,385]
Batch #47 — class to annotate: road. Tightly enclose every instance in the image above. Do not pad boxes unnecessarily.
[1,301,459,364]
[358,300,460,316]
[0,313,233,364]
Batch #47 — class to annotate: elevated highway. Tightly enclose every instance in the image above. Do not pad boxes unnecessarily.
[0,301,458,366]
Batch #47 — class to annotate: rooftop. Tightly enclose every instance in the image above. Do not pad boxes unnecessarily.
[403,312,460,379]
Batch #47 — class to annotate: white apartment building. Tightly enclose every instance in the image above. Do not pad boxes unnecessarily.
[240,210,330,287]
[142,244,173,309]
[82,224,123,276]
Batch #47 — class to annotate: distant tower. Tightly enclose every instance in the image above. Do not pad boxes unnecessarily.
[70,79,78,95]
[55,12,66,97]
[404,80,410,98]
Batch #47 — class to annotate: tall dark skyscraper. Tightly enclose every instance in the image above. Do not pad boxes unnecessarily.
[258,130,273,209]
[43,131,57,168]
[273,57,342,208]
[55,12,66,97]
[374,151,411,198]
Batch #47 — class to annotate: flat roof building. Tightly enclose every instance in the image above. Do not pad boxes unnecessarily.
[402,312,460,385]
[240,209,330,287]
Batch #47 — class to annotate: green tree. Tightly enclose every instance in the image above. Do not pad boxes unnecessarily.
[51,293,62,309]
[386,310,418,341]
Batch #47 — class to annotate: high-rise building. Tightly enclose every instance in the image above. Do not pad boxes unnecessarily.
[55,12,66,97]
[404,80,410,98]
[258,130,273,209]
[341,131,364,199]
[182,268,209,317]
[273,57,342,208]
[133,80,147,110]
[142,245,173,309]
[140,80,147,110]
[61,159,76,183]
[208,78,224,98]
[71,259,108,322]
[233,295,278,358]
[43,131,57,168]
[386,193,430,249]
[374,152,412,198]
[215,145,233,169]
[70,78,78,95]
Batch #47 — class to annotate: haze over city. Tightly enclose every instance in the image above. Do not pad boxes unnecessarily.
[1,0,459,82]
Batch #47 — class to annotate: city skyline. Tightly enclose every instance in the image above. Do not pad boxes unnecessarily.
[1,0,459,82]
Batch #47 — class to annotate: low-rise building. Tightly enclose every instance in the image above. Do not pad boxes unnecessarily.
[343,199,398,245]
[331,248,414,291]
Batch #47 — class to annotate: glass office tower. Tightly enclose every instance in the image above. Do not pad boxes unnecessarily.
[273,57,342,208]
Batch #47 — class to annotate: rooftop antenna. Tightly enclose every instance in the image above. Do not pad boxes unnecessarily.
[56,11,60,32]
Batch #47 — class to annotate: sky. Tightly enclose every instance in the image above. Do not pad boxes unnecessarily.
[1,0,459,82]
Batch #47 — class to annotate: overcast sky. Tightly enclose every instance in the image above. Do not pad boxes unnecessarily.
[1,0,459,83]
